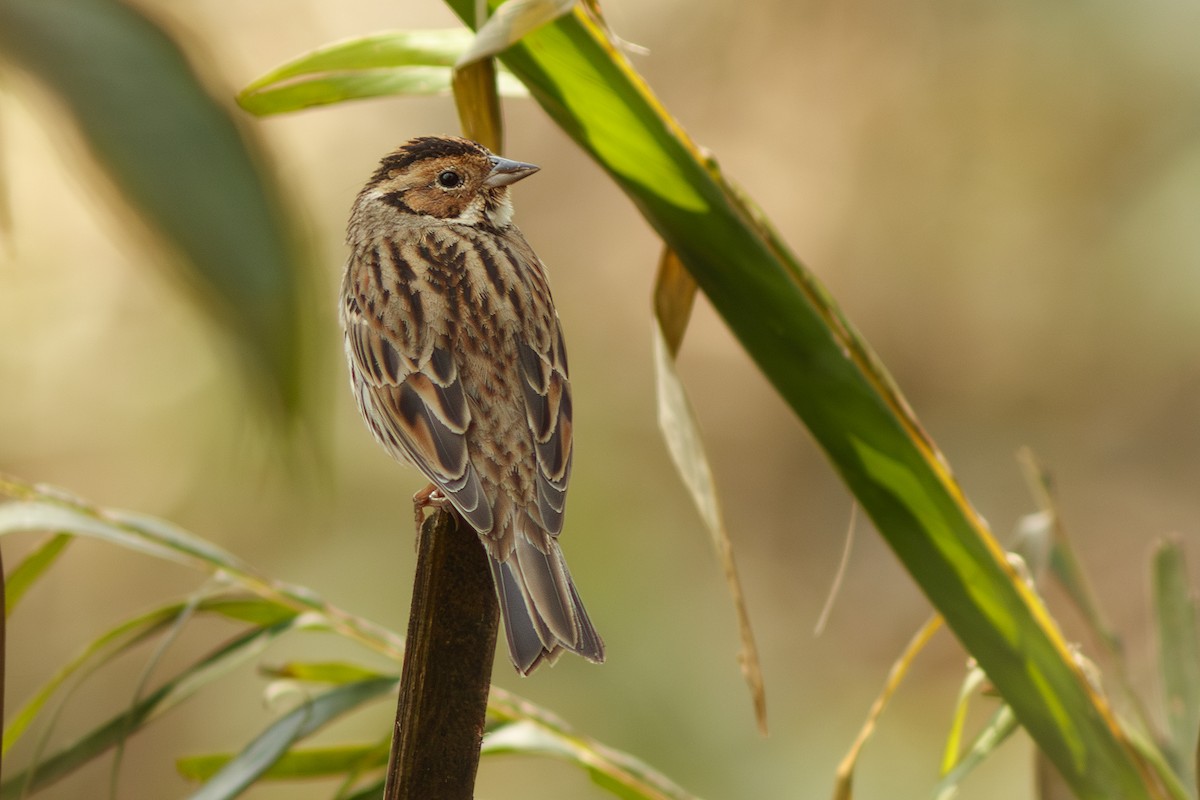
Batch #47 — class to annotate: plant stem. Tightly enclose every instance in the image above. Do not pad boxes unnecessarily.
[383,507,498,799]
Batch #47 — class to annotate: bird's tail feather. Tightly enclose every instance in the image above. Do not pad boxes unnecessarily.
[490,533,604,675]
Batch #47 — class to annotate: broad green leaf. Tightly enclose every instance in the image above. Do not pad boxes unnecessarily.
[1152,537,1200,792]
[436,2,1175,795]
[0,0,309,414]
[177,742,387,782]
[237,30,527,116]
[242,29,474,92]
[185,677,395,800]
[240,67,450,115]
[1,619,297,798]
[5,533,71,616]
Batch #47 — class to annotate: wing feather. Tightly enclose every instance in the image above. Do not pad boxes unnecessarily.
[516,328,572,535]
[344,296,493,533]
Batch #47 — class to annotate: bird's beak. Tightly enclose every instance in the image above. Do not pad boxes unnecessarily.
[484,155,540,187]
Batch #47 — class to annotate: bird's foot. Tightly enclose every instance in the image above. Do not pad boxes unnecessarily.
[412,483,448,530]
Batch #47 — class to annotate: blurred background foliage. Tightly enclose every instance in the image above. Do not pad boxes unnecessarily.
[2,0,1200,798]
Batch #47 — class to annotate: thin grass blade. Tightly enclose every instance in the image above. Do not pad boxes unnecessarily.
[4,533,71,616]
[484,718,703,800]
[4,602,192,755]
[260,662,392,685]
[0,619,298,798]
[185,677,395,800]
[940,666,990,776]
[834,615,942,800]
[0,475,405,659]
[1152,536,1200,793]
[933,704,1019,800]
[178,742,388,783]
[652,247,765,734]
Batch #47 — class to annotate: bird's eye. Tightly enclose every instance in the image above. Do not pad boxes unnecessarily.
[437,170,462,188]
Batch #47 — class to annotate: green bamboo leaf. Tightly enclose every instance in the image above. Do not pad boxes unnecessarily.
[3,592,295,755]
[1,619,296,798]
[0,476,698,798]
[4,602,185,755]
[0,474,405,659]
[434,2,1175,795]
[940,666,991,776]
[260,661,391,684]
[0,498,251,574]
[0,0,309,415]
[177,742,387,782]
[4,533,71,616]
[455,0,574,67]
[243,29,474,91]
[185,678,395,800]
[933,704,1020,800]
[240,67,454,115]
[236,30,527,116]
[201,597,300,627]
[1152,536,1200,791]
[482,708,703,800]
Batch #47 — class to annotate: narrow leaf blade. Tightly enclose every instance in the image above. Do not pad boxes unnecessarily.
[1153,536,1200,790]
[239,68,454,115]
[436,3,1176,794]
[0,0,309,414]
[241,29,474,93]
[5,533,71,615]
[1,619,296,798]
[185,678,395,800]
[652,250,765,734]
[177,742,387,782]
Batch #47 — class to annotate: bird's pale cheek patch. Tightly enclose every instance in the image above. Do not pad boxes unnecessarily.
[485,194,515,229]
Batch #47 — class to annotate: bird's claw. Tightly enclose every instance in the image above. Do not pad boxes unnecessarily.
[412,483,448,530]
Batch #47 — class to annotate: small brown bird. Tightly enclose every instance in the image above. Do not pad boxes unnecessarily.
[340,135,604,674]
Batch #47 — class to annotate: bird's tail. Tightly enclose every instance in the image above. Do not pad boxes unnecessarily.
[489,530,605,675]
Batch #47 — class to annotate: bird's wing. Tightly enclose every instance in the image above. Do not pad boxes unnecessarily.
[344,295,494,534]
[516,318,573,536]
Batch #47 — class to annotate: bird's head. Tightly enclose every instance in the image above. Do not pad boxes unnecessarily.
[360,136,539,230]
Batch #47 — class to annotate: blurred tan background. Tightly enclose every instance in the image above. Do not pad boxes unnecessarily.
[4,0,1200,797]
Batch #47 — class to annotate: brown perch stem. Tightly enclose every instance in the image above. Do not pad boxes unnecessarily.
[383,507,499,799]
